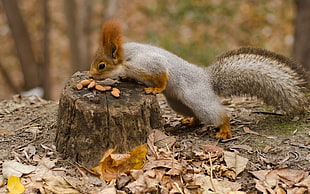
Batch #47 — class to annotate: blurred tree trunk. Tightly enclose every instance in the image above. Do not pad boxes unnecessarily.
[0,63,19,93]
[64,0,92,72]
[41,0,51,99]
[103,0,118,21]
[293,0,310,72]
[2,0,40,90]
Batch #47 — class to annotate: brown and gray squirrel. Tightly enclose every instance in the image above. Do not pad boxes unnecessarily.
[88,19,306,139]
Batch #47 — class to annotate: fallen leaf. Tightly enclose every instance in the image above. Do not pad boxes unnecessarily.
[7,176,25,194]
[166,164,184,176]
[0,128,12,135]
[230,144,253,152]
[223,151,248,176]
[262,145,272,153]
[97,186,117,194]
[22,145,36,158]
[30,157,58,181]
[116,174,131,189]
[129,143,148,169]
[243,126,259,135]
[276,169,308,187]
[0,175,4,187]
[201,144,224,158]
[43,176,79,194]
[193,174,241,194]
[251,169,310,193]
[250,170,269,181]
[201,145,224,154]
[2,161,36,178]
[295,175,310,188]
[126,169,147,193]
[93,144,148,182]
[143,159,182,171]
[152,129,176,148]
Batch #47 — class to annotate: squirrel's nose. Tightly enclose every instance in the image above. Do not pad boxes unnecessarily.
[87,71,93,79]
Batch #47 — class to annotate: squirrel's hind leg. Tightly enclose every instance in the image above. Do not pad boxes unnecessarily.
[179,92,232,139]
[215,115,232,139]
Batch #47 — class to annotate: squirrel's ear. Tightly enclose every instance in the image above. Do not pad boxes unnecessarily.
[102,19,123,62]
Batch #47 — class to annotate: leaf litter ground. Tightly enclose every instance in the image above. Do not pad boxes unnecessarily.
[0,95,309,193]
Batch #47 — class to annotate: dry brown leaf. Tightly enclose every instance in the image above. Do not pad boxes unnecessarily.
[230,144,253,152]
[43,176,79,194]
[30,157,59,181]
[222,169,237,180]
[250,170,269,181]
[295,175,310,188]
[193,174,241,194]
[93,144,147,182]
[0,128,12,135]
[262,145,273,153]
[287,187,308,194]
[166,164,184,176]
[223,151,248,176]
[126,169,147,193]
[251,169,310,193]
[2,161,36,178]
[144,170,161,190]
[201,144,224,159]
[153,129,176,148]
[243,126,259,135]
[97,186,117,194]
[143,159,182,171]
[276,169,308,186]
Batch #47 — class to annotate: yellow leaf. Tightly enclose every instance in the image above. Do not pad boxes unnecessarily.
[7,176,25,194]
[129,143,148,169]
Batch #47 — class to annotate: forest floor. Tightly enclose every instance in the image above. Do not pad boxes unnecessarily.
[0,93,309,193]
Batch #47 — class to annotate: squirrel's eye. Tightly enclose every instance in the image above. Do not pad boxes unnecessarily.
[98,63,106,70]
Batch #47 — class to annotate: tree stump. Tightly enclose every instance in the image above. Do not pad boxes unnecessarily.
[55,71,163,168]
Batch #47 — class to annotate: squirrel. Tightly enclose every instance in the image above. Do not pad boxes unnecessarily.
[88,19,306,139]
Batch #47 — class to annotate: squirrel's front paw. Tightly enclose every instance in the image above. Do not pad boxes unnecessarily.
[144,87,162,94]
[181,117,201,126]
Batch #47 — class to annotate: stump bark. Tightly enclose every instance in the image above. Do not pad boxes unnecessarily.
[55,71,163,168]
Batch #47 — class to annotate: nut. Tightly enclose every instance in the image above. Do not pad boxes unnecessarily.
[95,84,106,92]
[95,84,112,91]
[87,80,96,89]
[79,79,92,86]
[111,88,121,98]
[112,87,121,93]
[102,86,112,91]
[76,83,83,90]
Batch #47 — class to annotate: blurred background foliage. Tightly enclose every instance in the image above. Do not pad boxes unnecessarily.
[0,0,304,99]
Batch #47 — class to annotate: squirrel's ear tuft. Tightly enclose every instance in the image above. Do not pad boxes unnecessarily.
[102,18,123,62]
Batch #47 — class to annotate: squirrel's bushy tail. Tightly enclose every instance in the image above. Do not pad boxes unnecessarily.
[207,47,307,112]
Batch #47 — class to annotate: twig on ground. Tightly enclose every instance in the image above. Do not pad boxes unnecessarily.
[208,152,217,193]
